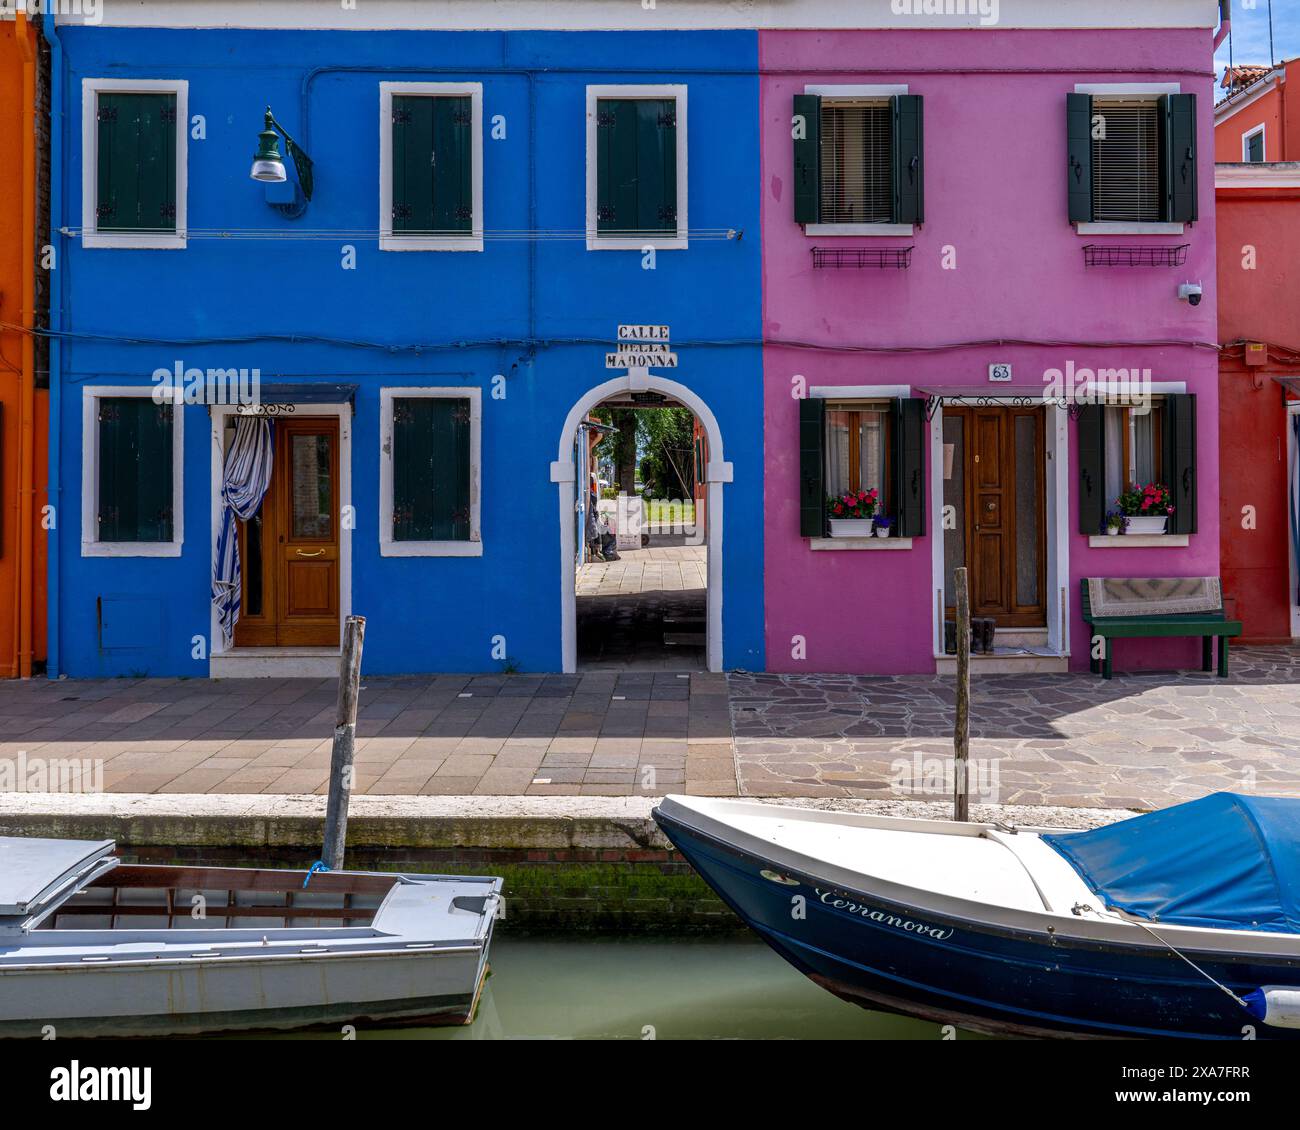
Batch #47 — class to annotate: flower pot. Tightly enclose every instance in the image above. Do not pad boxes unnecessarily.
[1105,528,1122,536]
[828,518,874,538]
[1126,516,1168,535]
[875,527,892,538]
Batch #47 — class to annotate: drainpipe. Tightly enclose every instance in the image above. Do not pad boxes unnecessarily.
[1214,0,1231,52]
[15,13,36,678]
[38,7,61,679]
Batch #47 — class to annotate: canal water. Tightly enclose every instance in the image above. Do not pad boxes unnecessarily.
[350,936,986,1040]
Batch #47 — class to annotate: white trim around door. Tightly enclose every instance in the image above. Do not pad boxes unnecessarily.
[208,403,353,678]
[929,397,1070,664]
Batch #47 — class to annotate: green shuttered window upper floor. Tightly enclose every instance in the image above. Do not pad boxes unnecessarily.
[97,398,174,543]
[95,92,177,233]
[391,397,472,542]
[596,98,678,236]
[1067,92,1197,224]
[793,93,924,226]
[391,95,474,235]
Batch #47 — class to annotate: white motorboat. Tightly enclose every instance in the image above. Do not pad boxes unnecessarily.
[0,836,502,1037]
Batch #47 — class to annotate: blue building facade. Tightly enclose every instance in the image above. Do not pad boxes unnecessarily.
[46,24,764,677]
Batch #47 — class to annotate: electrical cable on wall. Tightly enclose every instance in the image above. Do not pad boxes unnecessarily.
[0,321,1224,357]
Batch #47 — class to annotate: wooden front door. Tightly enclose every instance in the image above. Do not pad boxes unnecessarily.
[944,407,1046,628]
[233,417,340,647]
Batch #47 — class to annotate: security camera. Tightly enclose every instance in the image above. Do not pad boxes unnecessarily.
[1178,282,1203,307]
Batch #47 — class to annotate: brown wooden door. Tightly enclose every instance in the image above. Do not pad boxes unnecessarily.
[233,417,340,648]
[971,409,1010,617]
[947,407,1046,628]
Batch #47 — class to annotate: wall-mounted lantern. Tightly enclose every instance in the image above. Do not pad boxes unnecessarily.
[250,106,314,209]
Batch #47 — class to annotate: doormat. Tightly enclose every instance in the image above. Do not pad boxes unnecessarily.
[1087,576,1222,617]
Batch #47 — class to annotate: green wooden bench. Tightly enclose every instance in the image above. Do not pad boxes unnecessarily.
[1080,579,1242,679]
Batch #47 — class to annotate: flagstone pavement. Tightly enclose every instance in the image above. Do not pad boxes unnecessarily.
[0,646,1298,809]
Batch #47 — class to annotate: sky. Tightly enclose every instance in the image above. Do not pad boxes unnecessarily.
[1214,0,1300,94]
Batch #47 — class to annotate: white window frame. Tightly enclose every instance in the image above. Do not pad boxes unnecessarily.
[1088,382,1189,547]
[1103,396,1166,497]
[379,82,484,252]
[81,385,184,557]
[586,84,688,251]
[804,84,913,237]
[1242,123,1266,163]
[379,387,482,557]
[809,385,914,549]
[1074,82,1184,235]
[82,78,188,250]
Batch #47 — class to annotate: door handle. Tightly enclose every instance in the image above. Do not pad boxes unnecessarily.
[295,549,325,557]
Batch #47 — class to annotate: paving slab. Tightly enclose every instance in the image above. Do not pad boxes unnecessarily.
[2,646,1300,809]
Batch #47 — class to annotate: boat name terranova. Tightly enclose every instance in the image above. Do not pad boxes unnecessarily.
[815,889,955,940]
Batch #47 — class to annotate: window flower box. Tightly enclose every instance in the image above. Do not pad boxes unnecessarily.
[829,518,874,538]
[827,488,878,538]
[1126,516,1168,535]
[1114,482,1174,537]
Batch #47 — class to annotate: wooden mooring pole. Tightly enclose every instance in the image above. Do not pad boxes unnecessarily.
[953,568,971,822]
[322,615,366,870]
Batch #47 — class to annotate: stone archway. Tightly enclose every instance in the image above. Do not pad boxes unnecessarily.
[552,373,731,673]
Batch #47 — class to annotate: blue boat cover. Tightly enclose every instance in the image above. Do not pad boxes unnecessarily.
[1043,793,1300,934]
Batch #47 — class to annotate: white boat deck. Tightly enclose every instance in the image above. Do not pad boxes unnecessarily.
[681,798,1101,916]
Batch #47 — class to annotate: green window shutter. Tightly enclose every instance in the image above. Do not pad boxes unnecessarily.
[1066,92,1094,223]
[433,96,473,233]
[392,95,436,233]
[1076,403,1106,534]
[638,98,677,235]
[892,398,926,538]
[393,95,472,233]
[1161,393,1197,534]
[97,397,174,542]
[596,98,677,236]
[596,99,633,235]
[891,94,924,225]
[392,397,471,542]
[96,92,177,233]
[1161,93,1198,223]
[793,93,821,224]
[798,396,825,538]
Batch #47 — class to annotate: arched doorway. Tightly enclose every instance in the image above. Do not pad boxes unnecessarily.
[553,374,730,673]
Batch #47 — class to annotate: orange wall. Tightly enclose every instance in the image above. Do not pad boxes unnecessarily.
[0,18,44,676]
[1217,187,1300,348]
[1215,62,1300,163]
[1216,184,1300,641]
[1217,360,1294,641]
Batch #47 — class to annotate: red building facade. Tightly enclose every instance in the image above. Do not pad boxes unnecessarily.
[1215,162,1300,641]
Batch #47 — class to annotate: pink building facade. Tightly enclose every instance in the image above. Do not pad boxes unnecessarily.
[760,17,1222,675]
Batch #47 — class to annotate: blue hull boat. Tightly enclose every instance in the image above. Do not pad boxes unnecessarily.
[653,793,1300,1040]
